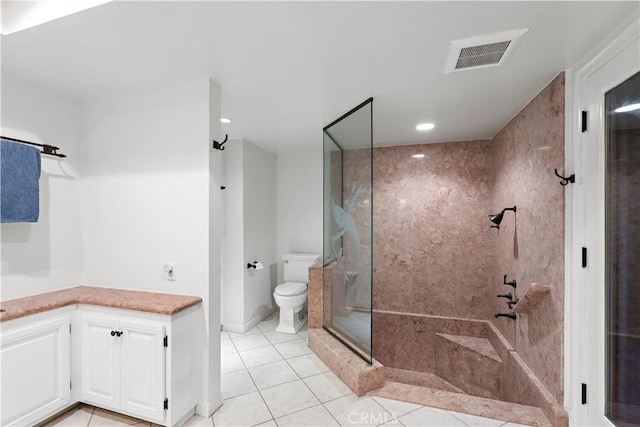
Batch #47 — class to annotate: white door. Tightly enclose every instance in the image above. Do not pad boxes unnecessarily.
[582,26,640,427]
[119,319,166,423]
[80,314,121,410]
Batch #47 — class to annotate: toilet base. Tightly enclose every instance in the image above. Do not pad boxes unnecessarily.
[276,308,307,334]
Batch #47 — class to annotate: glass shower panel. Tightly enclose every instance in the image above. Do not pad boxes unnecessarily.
[322,98,373,363]
[605,71,640,426]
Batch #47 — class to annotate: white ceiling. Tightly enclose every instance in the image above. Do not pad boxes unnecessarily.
[2,1,638,153]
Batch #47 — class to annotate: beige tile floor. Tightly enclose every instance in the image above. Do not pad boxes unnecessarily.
[43,312,529,427]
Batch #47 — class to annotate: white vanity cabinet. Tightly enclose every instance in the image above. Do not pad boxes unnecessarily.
[78,304,199,427]
[0,293,201,427]
[79,310,166,423]
[0,307,73,427]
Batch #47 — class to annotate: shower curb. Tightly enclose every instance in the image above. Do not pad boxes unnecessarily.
[308,328,384,396]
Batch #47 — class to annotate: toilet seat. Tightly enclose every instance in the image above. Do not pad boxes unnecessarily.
[275,282,307,296]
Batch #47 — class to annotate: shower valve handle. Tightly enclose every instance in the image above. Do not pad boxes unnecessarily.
[503,275,517,288]
[497,293,513,301]
[495,312,517,320]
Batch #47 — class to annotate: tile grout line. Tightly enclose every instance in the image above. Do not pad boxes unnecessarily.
[445,404,514,426]
[235,333,279,426]
[223,319,346,426]
[87,406,95,427]
[253,326,343,425]
[255,341,316,423]
[276,338,346,427]
[382,404,423,426]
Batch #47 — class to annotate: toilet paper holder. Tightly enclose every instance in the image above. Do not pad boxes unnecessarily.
[247,261,264,270]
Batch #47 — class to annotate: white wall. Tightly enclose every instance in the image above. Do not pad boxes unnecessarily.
[242,141,277,327]
[80,79,221,414]
[221,139,244,330]
[276,149,323,284]
[0,74,83,300]
[221,139,277,332]
[80,80,210,296]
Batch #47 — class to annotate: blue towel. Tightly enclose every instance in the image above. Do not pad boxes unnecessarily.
[1,139,41,223]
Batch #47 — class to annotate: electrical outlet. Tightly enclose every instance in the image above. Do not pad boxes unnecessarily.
[164,263,176,281]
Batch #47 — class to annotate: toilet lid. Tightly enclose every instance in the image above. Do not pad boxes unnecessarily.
[275,282,307,296]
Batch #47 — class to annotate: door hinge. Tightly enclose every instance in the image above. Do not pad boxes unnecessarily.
[163,335,168,348]
[581,383,587,404]
[164,398,169,410]
[69,324,72,334]
[70,380,72,390]
[582,247,587,268]
[581,111,588,132]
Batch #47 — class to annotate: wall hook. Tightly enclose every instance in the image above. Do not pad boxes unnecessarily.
[554,169,575,186]
[213,134,228,151]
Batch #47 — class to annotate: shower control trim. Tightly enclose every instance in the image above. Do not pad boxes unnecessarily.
[494,312,517,320]
[503,275,517,288]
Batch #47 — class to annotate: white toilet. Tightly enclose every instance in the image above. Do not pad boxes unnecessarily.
[274,253,321,334]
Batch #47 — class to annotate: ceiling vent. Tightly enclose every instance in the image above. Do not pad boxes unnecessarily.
[444,28,529,73]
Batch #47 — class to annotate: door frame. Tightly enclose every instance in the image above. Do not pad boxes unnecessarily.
[564,15,640,426]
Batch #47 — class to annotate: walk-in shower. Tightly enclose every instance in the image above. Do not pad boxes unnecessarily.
[320,74,568,426]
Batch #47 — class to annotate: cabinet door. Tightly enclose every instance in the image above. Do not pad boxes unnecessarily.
[80,314,121,410]
[0,315,71,426]
[120,319,166,424]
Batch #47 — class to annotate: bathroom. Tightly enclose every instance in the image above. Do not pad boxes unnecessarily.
[1,2,639,427]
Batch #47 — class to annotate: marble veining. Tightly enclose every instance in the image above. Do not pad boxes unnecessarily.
[372,310,567,426]
[491,73,566,402]
[0,285,202,321]
[373,139,495,320]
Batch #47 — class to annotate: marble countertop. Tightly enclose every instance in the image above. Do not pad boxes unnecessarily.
[0,286,202,322]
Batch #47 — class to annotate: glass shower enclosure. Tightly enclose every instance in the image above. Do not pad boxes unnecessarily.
[322,98,373,363]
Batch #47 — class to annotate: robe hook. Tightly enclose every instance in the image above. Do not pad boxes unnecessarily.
[554,169,575,186]
[213,134,228,151]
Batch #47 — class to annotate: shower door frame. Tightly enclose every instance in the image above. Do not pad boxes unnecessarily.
[565,16,639,427]
[322,97,374,365]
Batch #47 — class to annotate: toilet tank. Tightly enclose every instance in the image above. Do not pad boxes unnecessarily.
[283,253,321,283]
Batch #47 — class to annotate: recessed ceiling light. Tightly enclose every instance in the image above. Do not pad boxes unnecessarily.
[220,117,232,124]
[416,123,435,131]
[412,154,426,159]
[614,103,640,113]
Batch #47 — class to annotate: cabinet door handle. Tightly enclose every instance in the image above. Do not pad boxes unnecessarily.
[111,330,116,336]
[115,331,122,337]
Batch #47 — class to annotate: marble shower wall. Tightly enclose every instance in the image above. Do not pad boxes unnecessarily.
[490,72,565,403]
[342,149,373,311]
[373,140,495,319]
[371,73,566,405]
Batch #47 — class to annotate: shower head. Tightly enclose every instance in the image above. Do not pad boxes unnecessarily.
[489,212,504,226]
[489,206,517,229]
